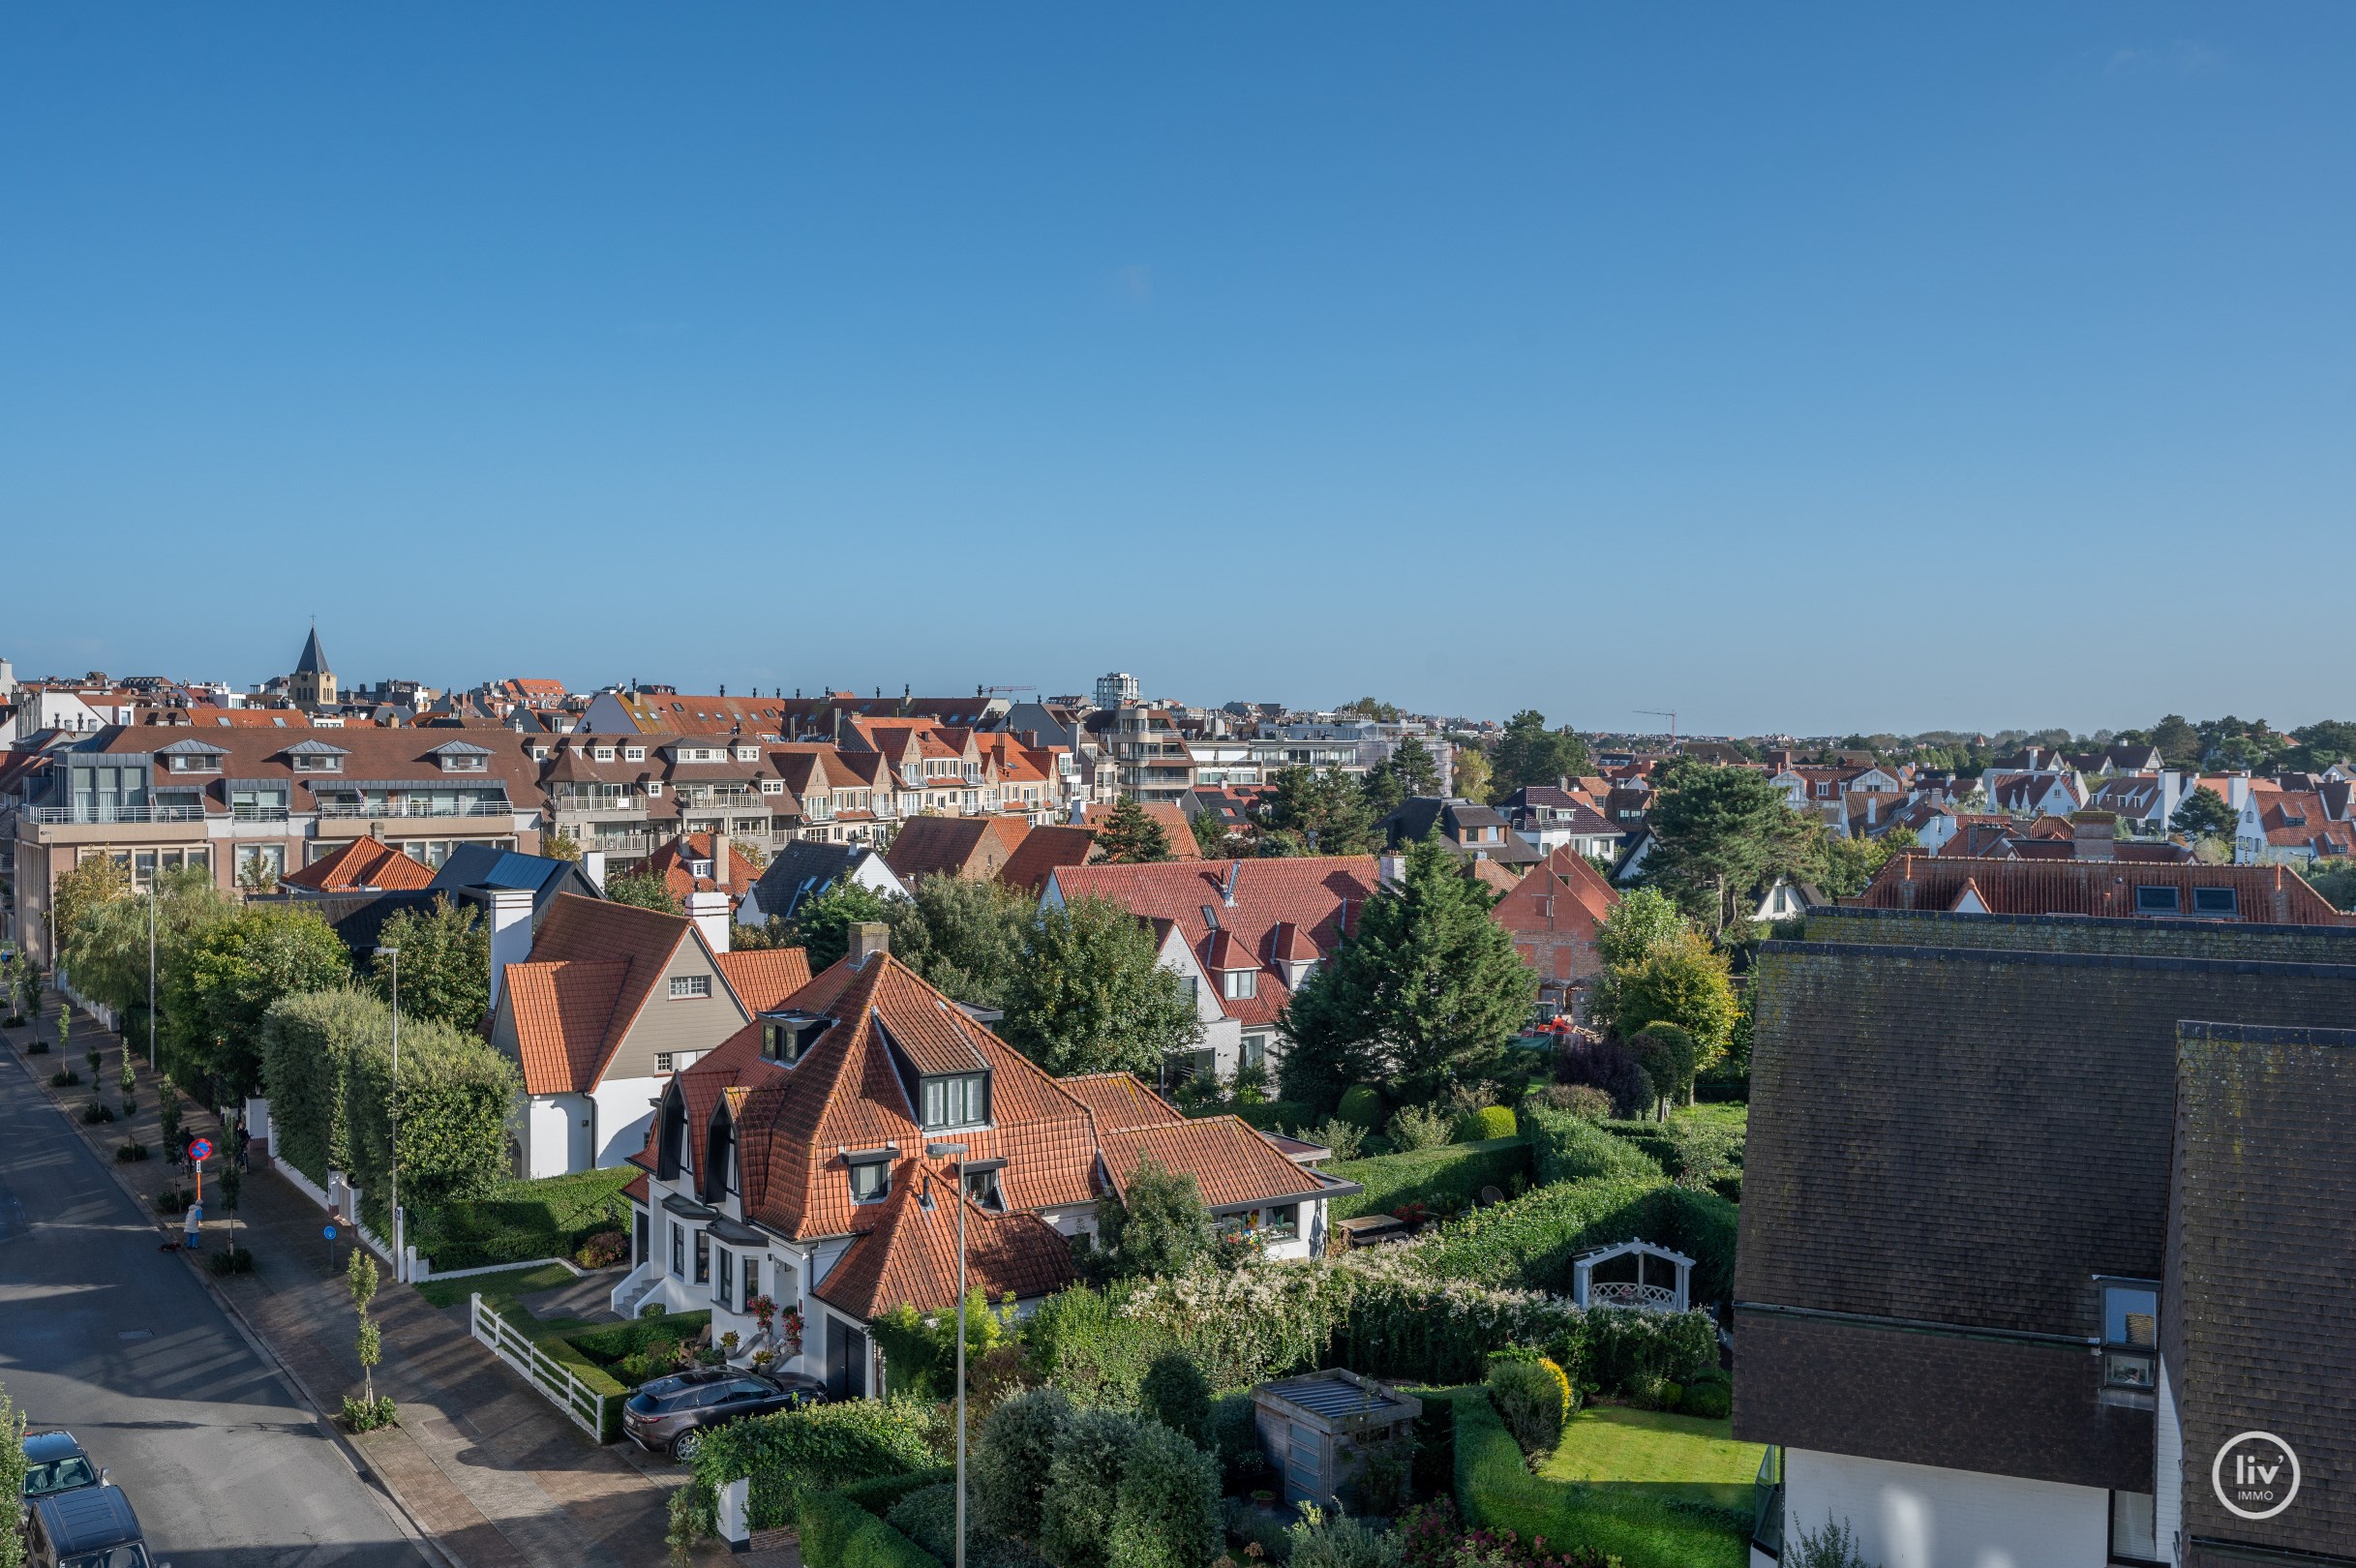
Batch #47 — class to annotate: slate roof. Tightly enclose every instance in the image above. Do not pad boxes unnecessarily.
[2165,1022,2356,1559]
[745,841,896,920]
[1735,928,2356,1491]
[1377,797,1544,864]
[281,834,435,892]
[294,626,329,676]
[1851,854,2352,924]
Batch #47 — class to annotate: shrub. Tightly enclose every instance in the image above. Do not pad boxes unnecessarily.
[341,1394,398,1432]
[115,1141,148,1163]
[49,1069,80,1087]
[1532,1083,1613,1120]
[1555,1039,1649,1119]
[1209,1392,1264,1489]
[1287,1504,1402,1568]
[1137,1351,1213,1451]
[1336,1085,1384,1130]
[81,1101,116,1124]
[1625,1024,1697,1114]
[886,1483,1032,1568]
[209,1247,256,1276]
[1325,1137,1532,1222]
[1522,1102,1661,1186]
[1108,1419,1221,1568]
[692,1398,942,1533]
[1680,1369,1732,1420]
[1041,1407,1136,1568]
[1789,1514,1872,1568]
[1386,1104,1455,1152]
[1353,1433,1416,1517]
[1454,1105,1518,1143]
[26,1039,49,1055]
[801,1490,882,1568]
[154,1187,191,1216]
[842,1516,949,1568]
[575,1229,628,1269]
[1298,1117,1367,1161]
[840,1466,956,1519]
[1097,1157,1214,1282]
[1486,1358,1566,1459]
[976,1387,1072,1542]
[1221,1496,1295,1561]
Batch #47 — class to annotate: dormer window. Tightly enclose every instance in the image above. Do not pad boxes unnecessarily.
[169,754,222,774]
[848,1153,892,1204]
[921,1072,988,1131]
[594,746,616,762]
[625,745,647,762]
[1222,969,1258,1001]
[2099,1278,2159,1392]
[961,1161,1007,1213]
[2192,887,2237,917]
[735,745,758,762]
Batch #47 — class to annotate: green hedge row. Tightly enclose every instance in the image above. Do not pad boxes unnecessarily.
[1414,1177,1739,1304]
[409,1165,635,1271]
[839,1467,956,1519]
[1436,1389,1746,1568]
[1324,1135,1532,1221]
[800,1491,945,1568]
[1523,1102,1664,1185]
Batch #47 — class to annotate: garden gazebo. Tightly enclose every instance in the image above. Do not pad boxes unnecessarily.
[1571,1238,1693,1312]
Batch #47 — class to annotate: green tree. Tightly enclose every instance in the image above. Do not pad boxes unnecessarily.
[882,874,1033,1007]
[2171,786,2238,840]
[1359,742,1440,818]
[2287,719,2356,772]
[1641,756,1819,933]
[1593,887,1687,972]
[1042,1408,1138,1568]
[1136,1351,1213,1450]
[792,878,897,971]
[1096,1156,1213,1280]
[349,1248,382,1408]
[602,869,681,915]
[1108,1419,1222,1568]
[976,1386,1073,1543]
[2148,713,2201,767]
[1614,930,1737,1063]
[165,905,351,1095]
[540,829,583,861]
[63,863,227,1027]
[51,854,130,970]
[1001,897,1200,1075]
[371,894,491,1030]
[0,1379,26,1568]
[1491,710,1590,799]
[1814,826,1918,899]
[1337,697,1402,723]
[1450,743,1493,805]
[1627,1021,1700,1117]
[1096,798,1173,864]
[1256,767,1377,856]
[1188,809,1232,859]
[1279,833,1536,1108]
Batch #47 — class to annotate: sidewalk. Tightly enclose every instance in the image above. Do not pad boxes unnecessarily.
[11,994,793,1568]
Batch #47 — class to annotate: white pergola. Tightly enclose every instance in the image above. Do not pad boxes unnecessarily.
[1572,1239,1694,1313]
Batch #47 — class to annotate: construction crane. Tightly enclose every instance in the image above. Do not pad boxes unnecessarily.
[984,684,1038,696]
[1636,709,1678,745]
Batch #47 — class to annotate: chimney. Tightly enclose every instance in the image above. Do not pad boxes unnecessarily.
[685,890,733,954]
[582,849,607,894]
[710,832,729,891]
[848,921,890,968]
[2071,812,2116,861]
[1223,861,1240,906]
[485,888,536,1013]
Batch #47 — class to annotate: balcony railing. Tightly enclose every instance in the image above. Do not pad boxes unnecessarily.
[32,804,208,825]
[317,799,516,820]
[1751,1450,1784,1559]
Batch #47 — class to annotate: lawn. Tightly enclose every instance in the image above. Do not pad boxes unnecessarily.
[412,1260,579,1315]
[1539,1406,1767,1510]
[407,1166,636,1273]
[1671,1102,1748,1135]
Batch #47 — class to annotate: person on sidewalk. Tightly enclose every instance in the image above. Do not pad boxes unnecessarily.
[184,1199,202,1251]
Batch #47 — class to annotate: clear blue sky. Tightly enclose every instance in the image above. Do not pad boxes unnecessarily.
[6,6,2352,737]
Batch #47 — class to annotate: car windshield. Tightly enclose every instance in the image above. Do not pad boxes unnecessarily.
[63,1548,149,1568]
[24,1458,98,1494]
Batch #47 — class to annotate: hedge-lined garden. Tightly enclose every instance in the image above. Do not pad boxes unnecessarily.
[407,1165,637,1272]
[1326,1135,1533,1221]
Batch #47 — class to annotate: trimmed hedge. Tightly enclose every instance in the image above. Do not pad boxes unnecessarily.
[409,1165,636,1272]
[800,1492,889,1568]
[840,1467,956,1519]
[1438,1388,1745,1568]
[1415,1177,1738,1305]
[1207,1099,1319,1133]
[1325,1135,1531,1221]
[1524,1102,1663,1185]
[694,1398,941,1533]
[1336,1085,1383,1129]
[1454,1104,1519,1142]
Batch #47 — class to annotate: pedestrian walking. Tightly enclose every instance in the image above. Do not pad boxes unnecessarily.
[184,1199,203,1251]
[234,1125,250,1171]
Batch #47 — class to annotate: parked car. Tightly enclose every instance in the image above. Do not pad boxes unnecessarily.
[19,1431,104,1510]
[23,1486,168,1568]
[621,1368,827,1461]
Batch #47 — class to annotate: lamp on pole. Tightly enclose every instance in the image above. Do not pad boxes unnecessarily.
[926,1140,971,1568]
[146,890,157,1071]
[376,945,401,1281]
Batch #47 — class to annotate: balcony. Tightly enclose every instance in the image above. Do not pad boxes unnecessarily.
[32,804,208,825]
[316,799,516,820]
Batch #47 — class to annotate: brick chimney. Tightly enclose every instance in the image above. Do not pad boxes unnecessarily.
[848,921,890,967]
[710,832,729,891]
[2070,811,2116,861]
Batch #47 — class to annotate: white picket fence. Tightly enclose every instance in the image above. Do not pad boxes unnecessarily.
[469,1292,613,1441]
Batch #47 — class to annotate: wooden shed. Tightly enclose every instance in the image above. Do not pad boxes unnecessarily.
[1253,1370,1422,1508]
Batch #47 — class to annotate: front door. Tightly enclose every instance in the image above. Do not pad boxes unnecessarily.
[827,1315,868,1401]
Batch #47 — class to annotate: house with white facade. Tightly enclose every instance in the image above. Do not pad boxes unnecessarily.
[611,927,1358,1401]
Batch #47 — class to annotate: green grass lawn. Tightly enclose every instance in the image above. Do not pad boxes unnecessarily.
[1672,1102,1749,1134]
[1540,1406,1767,1510]
[412,1260,579,1315]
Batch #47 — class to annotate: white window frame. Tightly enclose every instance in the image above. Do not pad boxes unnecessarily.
[669,975,712,1000]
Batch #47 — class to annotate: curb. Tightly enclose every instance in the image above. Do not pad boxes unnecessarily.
[7,1024,463,1568]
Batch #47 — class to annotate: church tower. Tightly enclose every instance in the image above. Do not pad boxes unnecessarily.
[289,623,337,708]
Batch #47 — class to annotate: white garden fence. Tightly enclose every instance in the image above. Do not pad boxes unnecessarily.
[469,1292,613,1441]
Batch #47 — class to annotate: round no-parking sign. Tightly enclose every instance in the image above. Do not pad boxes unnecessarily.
[189,1138,214,1162]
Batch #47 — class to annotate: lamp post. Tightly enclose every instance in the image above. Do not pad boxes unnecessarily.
[147,890,157,1070]
[926,1140,970,1568]
[376,946,401,1281]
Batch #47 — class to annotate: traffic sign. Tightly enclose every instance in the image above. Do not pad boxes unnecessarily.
[324,1224,339,1240]
[189,1138,215,1162]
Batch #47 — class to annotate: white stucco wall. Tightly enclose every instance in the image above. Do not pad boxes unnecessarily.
[521,1094,582,1179]
[1782,1448,2109,1568]
[590,1074,662,1169]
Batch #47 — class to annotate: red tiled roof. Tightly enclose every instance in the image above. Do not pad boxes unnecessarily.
[1849,854,2354,924]
[1100,1115,1330,1211]
[648,831,764,900]
[621,1172,649,1204]
[713,949,814,1013]
[998,826,1097,893]
[813,1179,1074,1318]
[1056,1072,1186,1132]
[281,834,436,892]
[503,959,632,1095]
[1078,800,1200,859]
[886,816,1013,882]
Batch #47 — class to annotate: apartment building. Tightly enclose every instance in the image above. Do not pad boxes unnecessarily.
[10,725,545,965]
[537,733,799,869]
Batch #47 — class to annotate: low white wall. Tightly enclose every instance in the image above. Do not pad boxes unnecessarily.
[1782,1447,2108,1568]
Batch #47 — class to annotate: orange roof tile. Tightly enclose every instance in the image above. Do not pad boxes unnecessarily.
[503,959,632,1095]
[714,949,814,1013]
[998,826,1097,893]
[1100,1115,1332,1211]
[281,834,435,892]
[812,1178,1074,1318]
[1056,1072,1187,1133]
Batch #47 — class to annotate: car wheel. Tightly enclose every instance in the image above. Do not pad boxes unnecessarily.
[670,1428,703,1463]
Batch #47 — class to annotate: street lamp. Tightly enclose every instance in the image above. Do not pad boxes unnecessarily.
[925,1140,971,1568]
[376,945,401,1281]
[146,890,157,1071]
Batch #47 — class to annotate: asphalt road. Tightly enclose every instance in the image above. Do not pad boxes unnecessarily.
[0,1044,431,1568]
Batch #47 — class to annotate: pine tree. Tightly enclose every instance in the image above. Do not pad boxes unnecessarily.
[1095,798,1173,864]
[1280,833,1536,1107]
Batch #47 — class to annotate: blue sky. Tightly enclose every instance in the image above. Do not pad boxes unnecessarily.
[5,6,2352,736]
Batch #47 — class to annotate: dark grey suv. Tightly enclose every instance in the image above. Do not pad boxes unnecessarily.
[24,1486,170,1568]
[19,1432,104,1509]
[621,1369,826,1460]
